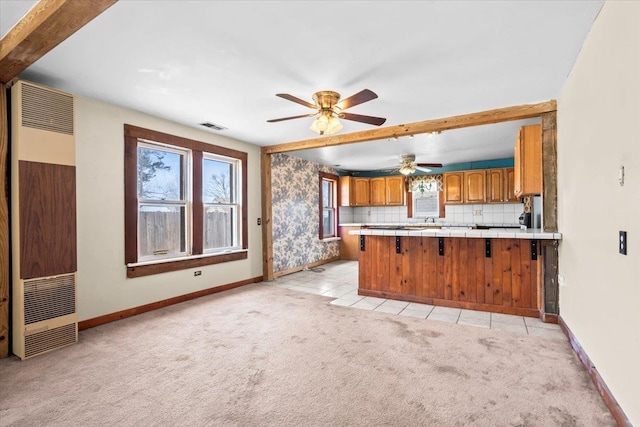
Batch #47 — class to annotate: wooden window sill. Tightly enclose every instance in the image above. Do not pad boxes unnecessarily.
[127,250,248,278]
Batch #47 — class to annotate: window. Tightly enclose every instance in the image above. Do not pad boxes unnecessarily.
[124,125,248,278]
[319,172,339,239]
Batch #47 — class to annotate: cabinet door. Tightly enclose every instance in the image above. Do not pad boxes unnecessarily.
[385,176,405,205]
[443,172,464,204]
[339,226,360,260]
[353,178,370,206]
[369,177,386,206]
[464,170,486,203]
[486,169,504,203]
[514,124,542,197]
[504,168,519,202]
[514,130,523,197]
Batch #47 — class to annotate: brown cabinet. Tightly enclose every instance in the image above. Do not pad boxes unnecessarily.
[486,168,504,203]
[369,177,386,206]
[339,176,370,206]
[443,172,464,204]
[514,124,542,197]
[339,226,360,260]
[464,170,486,203]
[504,167,520,202]
[385,176,405,205]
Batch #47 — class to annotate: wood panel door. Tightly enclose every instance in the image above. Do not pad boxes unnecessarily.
[504,168,520,202]
[443,172,464,204]
[514,124,542,197]
[353,178,370,206]
[486,169,504,203]
[464,170,486,203]
[369,177,386,206]
[385,176,405,205]
[339,226,360,260]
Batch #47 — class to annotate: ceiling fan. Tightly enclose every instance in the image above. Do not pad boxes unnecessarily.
[267,89,386,135]
[380,154,443,175]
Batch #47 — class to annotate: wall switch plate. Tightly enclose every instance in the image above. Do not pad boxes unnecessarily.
[619,231,627,255]
[558,275,566,287]
[474,210,482,216]
[257,218,261,225]
[194,270,202,276]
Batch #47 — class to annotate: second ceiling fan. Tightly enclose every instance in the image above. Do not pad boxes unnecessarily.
[267,89,386,135]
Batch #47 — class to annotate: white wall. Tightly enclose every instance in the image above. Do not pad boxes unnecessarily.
[75,96,263,321]
[558,1,640,423]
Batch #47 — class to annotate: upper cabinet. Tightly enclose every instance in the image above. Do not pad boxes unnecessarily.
[339,176,370,206]
[486,168,504,203]
[443,172,464,204]
[464,170,486,203]
[504,168,520,202]
[340,176,405,207]
[514,124,542,197]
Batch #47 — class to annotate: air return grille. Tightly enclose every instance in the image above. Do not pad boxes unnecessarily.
[24,274,76,325]
[21,82,74,135]
[24,323,77,359]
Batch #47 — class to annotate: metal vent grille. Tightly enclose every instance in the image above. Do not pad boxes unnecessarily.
[21,83,74,135]
[24,323,77,359]
[200,122,227,131]
[24,274,76,325]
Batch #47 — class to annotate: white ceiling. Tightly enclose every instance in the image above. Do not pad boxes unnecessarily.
[1,0,602,171]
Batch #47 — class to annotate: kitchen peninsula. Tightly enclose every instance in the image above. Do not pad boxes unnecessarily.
[350,226,560,318]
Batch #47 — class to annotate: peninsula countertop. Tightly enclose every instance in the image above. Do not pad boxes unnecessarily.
[344,224,561,240]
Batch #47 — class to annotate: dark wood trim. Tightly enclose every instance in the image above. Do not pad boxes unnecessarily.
[79,275,263,330]
[192,151,203,255]
[0,0,118,83]
[262,101,557,155]
[273,256,341,278]
[0,82,8,357]
[124,124,248,273]
[540,240,559,315]
[127,251,248,278]
[558,316,632,427]
[359,288,540,317]
[261,152,274,281]
[319,171,339,239]
[541,112,558,232]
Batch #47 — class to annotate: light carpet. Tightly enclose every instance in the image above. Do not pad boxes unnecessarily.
[0,283,615,426]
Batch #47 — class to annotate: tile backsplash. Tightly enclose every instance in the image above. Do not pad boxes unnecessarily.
[340,203,524,225]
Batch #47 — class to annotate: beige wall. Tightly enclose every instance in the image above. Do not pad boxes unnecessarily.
[558,1,640,423]
[75,96,263,321]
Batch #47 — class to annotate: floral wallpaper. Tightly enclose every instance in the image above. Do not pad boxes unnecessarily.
[271,154,340,272]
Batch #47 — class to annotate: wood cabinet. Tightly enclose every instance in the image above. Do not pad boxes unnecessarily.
[443,172,464,204]
[338,226,360,260]
[486,168,504,203]
[369,177,386,205]
[358,235,541,316]
[504,167,520,202]
[464,170,486,203]
[339,176,370,206]
[514,124,542,197]
[385,176,405,205]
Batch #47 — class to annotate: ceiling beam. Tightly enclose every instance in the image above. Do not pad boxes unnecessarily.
[262,100,557,155]
[0,0,118,83]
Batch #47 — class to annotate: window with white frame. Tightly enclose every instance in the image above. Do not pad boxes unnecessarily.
[124,124,248,278]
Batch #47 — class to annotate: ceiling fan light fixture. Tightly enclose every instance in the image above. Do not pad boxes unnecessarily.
[399,163,416,175]
[326,115,343,135]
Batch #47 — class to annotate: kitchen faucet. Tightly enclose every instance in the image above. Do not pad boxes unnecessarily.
[425,217,435,223]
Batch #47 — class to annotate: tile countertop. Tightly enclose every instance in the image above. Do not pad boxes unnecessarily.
[344,224,561,240]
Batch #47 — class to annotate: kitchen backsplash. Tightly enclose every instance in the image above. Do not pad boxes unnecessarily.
[340,203,524,225]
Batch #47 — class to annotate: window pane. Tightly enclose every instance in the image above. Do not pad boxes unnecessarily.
[204,206,235,250]
[323,208,334,237]
[138,205,186,257]
[322,180,332,207]
[138,147,183,200]
[203,158,233,203]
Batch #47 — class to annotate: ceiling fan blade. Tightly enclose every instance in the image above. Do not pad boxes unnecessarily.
[416,163,443,168]
[275,93,316,109]
[340,112,386,126]
[267,113,315,123]
[335,89,378,110]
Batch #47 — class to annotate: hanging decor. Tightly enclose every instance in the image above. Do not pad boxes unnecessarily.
[406,174,443,192]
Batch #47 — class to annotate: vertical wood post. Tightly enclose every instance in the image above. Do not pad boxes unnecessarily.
[541,240,559,315]
[0,82,9,357]
[541,111,558,232]
[261,151,274,281]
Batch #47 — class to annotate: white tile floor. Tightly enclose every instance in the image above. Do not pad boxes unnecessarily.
[267,260,566,340]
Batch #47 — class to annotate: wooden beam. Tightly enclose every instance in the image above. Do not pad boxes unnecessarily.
[262,100,557,155]
[0,82,9,357]
[541,111,558,232]
[261,152,274,281]
[0,0,118,83]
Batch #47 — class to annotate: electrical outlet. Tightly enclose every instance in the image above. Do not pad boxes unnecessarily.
[558,275,566,287]
[619,231,627,255]
[474,210,482,216]
[257,218,261,225]
[367,210,371,217]
[194,270,202,276]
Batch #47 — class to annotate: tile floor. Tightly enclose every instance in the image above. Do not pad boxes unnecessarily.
[267,260,566,340]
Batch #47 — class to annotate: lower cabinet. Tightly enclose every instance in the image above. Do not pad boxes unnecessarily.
[358,236,540,316]
[339,226,360,260]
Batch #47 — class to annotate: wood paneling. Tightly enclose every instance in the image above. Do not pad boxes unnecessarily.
[541,112,558,232]
[541,240,559,314]
[262,101,557,155]
[358,236,541,316]
[261,152,274,281]
[0,0,118,83]
[0,82,8,357]
[339,226,360,261]
[19,161,77,278]
[79,275,262,330]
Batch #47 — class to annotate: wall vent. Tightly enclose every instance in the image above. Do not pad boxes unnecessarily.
[24,274,76,324]
[24,323,77,359]
[199,122,227,131]
[21,82,74,135]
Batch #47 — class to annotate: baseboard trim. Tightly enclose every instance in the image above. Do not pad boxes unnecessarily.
[78,276,263,330]
[539,312,559,324]
[558,316,631,427]
[274,256,341,278]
